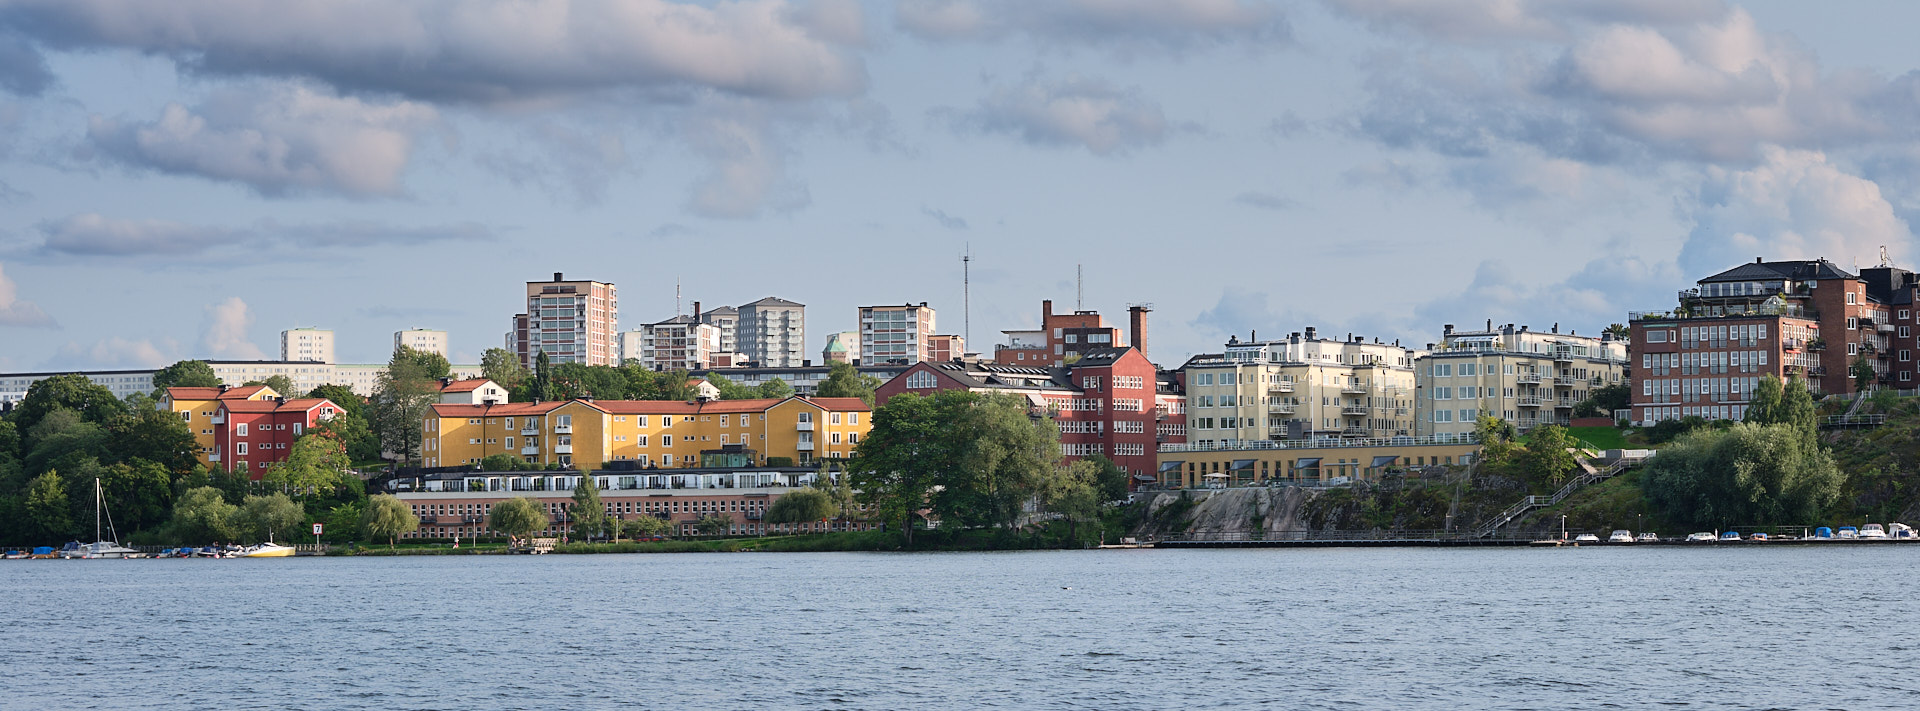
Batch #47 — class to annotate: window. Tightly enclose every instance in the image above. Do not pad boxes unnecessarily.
[292,424,302,435]
[830,412,841,425]
[663,435,672,446]
[1847,292,1858,305]
[636,416,647,427]
[236,442,249,455]
[236,423,248,436]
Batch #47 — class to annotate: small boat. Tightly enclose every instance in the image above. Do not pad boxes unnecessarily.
[1859,524,1890,540]
[1686,532,1717,542]
[61,479,144,558]
[1812,527,1835,541]
[1837,526,1860,540]
[1636,532,1660,543]
[1574,533,1600,543]
[1608,530,1635,543]
[1748,532,1769,541]
[1719,531,1742,542]
[233,537,296,558]
[2,550,25,560]
[1891,523,1917,540]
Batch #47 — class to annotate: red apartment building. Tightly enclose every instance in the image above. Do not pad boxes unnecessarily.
[877,346,1186,488]
[214,396,343,477]
[993,300,1148,367]
[1629,258,1906,424]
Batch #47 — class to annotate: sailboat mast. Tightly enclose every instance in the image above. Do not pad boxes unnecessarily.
[95,478,103,543]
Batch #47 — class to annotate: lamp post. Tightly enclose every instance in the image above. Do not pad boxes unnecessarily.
[1560,514,1567,541]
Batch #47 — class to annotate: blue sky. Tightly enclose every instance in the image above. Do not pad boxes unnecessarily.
[3,0,1919,370]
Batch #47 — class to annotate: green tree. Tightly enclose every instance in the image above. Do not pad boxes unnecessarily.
[755,378,794,399]
[1473,416,1521,470]
[704,371,757,400]
[1851,354,1876,391]
[693,513,732,536]
[104,407,200,474]
[102,459,173,534]
[170,486,239,544]
[849,391,955,547]
[322,501,364,543]
[306,384,365,418]
[1520,425,1578,487]
[12,374,127,435]
[488,497,547,543]
[234,493,306,543]
[1746,374,1785,425]
[1573,383,1631,418]
[622,515,673,539]
[1641,422,1845,528]
[531,351,554,402]
[653,369,697,401]
[811,465,858,526]
[1780,375,1819,446]
[1603,323,1630,340]
[360,494,419,548]
[369,346,446,464]
[816,361,881,405]
[243,374,297,397]
[151,360,222,393]
[25,408,110,474]
[314,407,380,463]
[617,362,659,400]
[262,434,357,501]
[481,348,529,391]
[1075,453,1131,503]
[24,471,74,541]
[480,453,532,471]
[934,392,1060,530]
[569,477,611,541]
[765,488,836,533]
[1046,459,1105,544]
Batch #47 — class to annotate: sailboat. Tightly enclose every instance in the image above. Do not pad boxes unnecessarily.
[59,479,143,559]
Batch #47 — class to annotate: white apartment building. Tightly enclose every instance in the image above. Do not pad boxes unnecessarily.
[0,369,157,405]
[394,329,448,358]
[1182,327,1422,445]
[700,305,739,355]
[1415,323,1629,440]
[280,328,335,363]
[737,297,806,367]
[630,316,722,371]
[859,303,935,365]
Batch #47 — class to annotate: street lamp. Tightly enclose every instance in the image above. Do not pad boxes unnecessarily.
[1560,514,1567,541]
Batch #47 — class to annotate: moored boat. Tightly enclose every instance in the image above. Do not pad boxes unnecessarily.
[1859,524,1890,540]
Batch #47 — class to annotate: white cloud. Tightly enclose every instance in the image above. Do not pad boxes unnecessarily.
[950,76,1172,155]
[87,82,438,197]
[0,262,55,327]
[1,0,866,104]
[44,337,172,369]
[1327,0,1726,43]
[897,0,1289,52]
[1679,146,1914,276]
[683,106,810,218]
[200,297,264,360]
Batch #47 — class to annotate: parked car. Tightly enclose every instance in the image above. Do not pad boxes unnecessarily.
[1608,530,1634,543]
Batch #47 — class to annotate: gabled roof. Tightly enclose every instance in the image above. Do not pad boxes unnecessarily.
[221,385,275,400]
[1067,346,1136,368]
[1699,259,1855,284]
[438,378,494,393]
[742,296,804,308]
[166,385,277,402]
[220,398,337,414]
[926,361,1075,392]
[430,401,567,417]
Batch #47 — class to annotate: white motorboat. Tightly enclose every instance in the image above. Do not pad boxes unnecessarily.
[1859,524,1890,540]
[1636,532,1660,543]
[1890,523,1917,540]
[60,479,143,559]
[1685,532,1717,542]
[233,533,296,558]
[1837,526,1861,540]
[1608,530,1635,543]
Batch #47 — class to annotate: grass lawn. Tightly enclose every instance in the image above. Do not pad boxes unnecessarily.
[1567,426,1628,451]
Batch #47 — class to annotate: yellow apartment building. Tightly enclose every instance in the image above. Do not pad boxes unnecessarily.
[421,396,871,470]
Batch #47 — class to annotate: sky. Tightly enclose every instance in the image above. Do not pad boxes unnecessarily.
[3,0,1920,371]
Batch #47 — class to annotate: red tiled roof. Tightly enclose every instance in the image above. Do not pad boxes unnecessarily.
[166,387,223,401]
[219,385,273,400]
[220,397,339,414]
[430,402,566,417]
[797,397,870,411]
[438,378,493,393]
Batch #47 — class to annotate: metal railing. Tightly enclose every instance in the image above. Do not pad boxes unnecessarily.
[1476,457,1645,537]
[1160,434,1477,453]
[1162,529,1539,543]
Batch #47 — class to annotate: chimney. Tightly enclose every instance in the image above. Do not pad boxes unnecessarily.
[1552,323,1560,334]
[1444,324,1454,336]
[1487,319,1493,332]
[1305,326,1317,340]
[1043,299,1054,320]
[1757,257,1764,264]
[219,384,231,393]
[1129,306,1150,359]
[554,272,564,282]
[692,300,701,320]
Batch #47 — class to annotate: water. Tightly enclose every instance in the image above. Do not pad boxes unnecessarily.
[4,547,1916,710]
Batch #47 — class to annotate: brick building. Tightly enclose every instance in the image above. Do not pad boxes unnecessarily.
[878,346,1186,488]
[1627,257,1902,425]
[212,396,344,476]
[992,300,1133,367]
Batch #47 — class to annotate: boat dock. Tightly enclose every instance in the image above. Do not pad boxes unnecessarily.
[1150,530,1920,549]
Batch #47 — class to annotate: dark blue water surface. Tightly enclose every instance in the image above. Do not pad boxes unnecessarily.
[3,547,1916,710]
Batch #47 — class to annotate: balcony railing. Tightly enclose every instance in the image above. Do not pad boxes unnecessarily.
[1554,399,1575,409]
[1553,376,1577,386]
[1340,427,1371,437]
[796,421,814,431]
[1552,350,1574,362]
[797,441,815,451]
[1341,406,1369,416]
[554,424,572,434]
[521,445,539,455]
[1518,398,1543,407]
[1268,382,1294,393]
[554,444,573,454]
[520,426,537,435]
[210,415,226,425]
[1269,404,1296,414]
[1341,385,1368,394]
[1517,373,1543,384]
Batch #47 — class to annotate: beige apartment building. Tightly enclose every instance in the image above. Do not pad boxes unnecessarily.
[1182,327,1422,445]
[859,303,936,365]
[1415,323,1629,440]
[394,329,448,358]
[510,272,619,367]
[280,328,335,363]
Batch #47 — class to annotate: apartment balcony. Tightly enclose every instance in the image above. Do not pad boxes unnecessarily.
[797,440,815,451]
[1340,427,1370,437]
[520,425,537,435]
[1267,382,1294,393]
[210,415,226,425]
[554,424,572,434]
[1517,373,1543,384]
[1268,403,1296,415]
[1553,376,1577,386]
[554,444,573,454]
[1879,323,1896,333]
[521,445,540,455]
[1341,406,1370,416]
[796,421,814,431]
[1554,399,1575,409]
[207,453,221,463]
[1553,350,1575,363]
[1341,384,1368,395]
[1518,397,1543,407]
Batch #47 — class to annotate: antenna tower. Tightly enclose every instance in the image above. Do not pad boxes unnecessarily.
[962,244,972,345]
[676,279,682,318]
[1077,264,1083,311]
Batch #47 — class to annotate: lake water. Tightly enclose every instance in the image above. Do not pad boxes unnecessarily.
[4,547,1916,710]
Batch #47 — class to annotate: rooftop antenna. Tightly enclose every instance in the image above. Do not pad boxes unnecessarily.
[1077,264,1083,311]
[1881,245,1893,268]
[961,244,972,346]
[675,278,682,318]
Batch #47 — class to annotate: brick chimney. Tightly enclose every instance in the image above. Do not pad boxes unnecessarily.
[1042,299,1054,320]
[1128,305,1150,359]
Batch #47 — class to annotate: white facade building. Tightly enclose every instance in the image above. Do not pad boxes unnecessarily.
[280,328,335,363]
[1415,324,1629,440]
[1182,327,1423,445]
[737,297,806,368]
[395,329,449,358]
